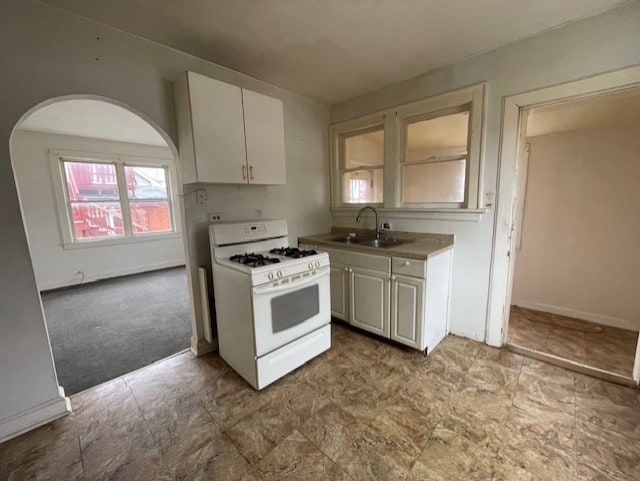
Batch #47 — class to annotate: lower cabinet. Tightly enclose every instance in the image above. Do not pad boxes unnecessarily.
[350,267,390,337]
[390,274,425,349]
[329,263,350,321]
[319,244,452,353]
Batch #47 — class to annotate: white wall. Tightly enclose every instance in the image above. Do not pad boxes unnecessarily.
[512,125,640,331]
[0,0,329,443]
[330,1,640,342]
[11,130,184,291]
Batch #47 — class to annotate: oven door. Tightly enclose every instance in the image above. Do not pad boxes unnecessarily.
[251,267,330,357]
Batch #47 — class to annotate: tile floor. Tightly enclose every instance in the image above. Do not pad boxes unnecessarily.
[1,322,640,481]
[508,305,638,378]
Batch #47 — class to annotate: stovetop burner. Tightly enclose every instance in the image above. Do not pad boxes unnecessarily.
[230,253,281,267]
[270,247,318,258]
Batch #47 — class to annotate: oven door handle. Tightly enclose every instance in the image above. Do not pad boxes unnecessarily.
[252,268,329,296]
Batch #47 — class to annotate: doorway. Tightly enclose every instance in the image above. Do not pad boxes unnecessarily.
[10,96,193,395]
[490,69,640,385]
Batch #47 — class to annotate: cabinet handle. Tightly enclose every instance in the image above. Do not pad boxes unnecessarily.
[249,165,255,180]
[344,267,349,272]
[391,275,396,280]
[403,261,410,267]
[242,165,247,180]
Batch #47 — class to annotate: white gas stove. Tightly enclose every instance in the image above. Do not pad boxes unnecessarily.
[209,220,331,390]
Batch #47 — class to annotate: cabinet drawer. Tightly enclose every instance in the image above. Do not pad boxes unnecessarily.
[392,257,426,278]
[326,248,390,274]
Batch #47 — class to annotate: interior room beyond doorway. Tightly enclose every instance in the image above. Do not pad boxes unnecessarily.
[506,87,640,383]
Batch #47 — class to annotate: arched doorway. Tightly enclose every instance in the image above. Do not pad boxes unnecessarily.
[9,95,196,396]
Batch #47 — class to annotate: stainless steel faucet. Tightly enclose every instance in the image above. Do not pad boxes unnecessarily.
[355,206,382,238]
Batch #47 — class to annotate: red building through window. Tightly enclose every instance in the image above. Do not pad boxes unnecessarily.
[63,161,171,239]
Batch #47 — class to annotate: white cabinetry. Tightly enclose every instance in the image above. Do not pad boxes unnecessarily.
[329,263,350,321]
[390,274,425,349]
[242,89,287,185]
[350,267,390,337]
[320,245,452,353]
[174,71,286,185]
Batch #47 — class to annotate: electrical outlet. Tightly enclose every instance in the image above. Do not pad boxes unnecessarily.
[196,189,207,204]
[209,213,222,222]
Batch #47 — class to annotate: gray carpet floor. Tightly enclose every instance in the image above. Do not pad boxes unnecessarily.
[41,266,192,396]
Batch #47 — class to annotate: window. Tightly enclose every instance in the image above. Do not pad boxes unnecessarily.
[330,84,484,211]
[52,152,176,244]
[402,109,470,205]
[339,127,384,204]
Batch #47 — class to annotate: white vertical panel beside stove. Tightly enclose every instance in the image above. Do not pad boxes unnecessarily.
[209,220,331,389]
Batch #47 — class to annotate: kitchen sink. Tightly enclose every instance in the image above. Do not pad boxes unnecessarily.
[331,235,371,244]
[359,237,411,248]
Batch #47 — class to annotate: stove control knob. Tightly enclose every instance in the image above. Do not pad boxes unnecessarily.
[308,263,313,270]
[277,270,283,278]
[315,261,320,268]
[268,272,274,280]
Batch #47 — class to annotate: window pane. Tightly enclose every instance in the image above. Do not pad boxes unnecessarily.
[70,201,124,239]
[125,166,172,234]
[341,169,383,204]
[404,160,466,203]
[64,161,119,200]
[344,129,384,169]
[125,166,168,199]
[130,201,172,234]
[406,111,469,163]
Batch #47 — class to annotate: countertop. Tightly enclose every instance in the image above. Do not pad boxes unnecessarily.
[298,227,454,260]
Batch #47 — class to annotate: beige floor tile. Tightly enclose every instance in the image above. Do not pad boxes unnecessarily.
[575,420,640,481]
[3,329,640,481]
[255,430,352,481]
[507,305,636,378]
[408,424,504,481]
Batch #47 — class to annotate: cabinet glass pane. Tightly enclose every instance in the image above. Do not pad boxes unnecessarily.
[406,111,469,162]
[344,129,384,169]
[404,159,466,203]
[341,169,383,204]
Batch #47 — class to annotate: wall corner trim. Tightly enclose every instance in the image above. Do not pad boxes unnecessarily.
[0,390,71,444]
[191,337,218,357]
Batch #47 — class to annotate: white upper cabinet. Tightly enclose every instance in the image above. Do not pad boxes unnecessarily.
[243,89,287,185]
[174,71,286,185]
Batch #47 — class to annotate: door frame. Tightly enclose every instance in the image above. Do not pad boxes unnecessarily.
[485,65,640,384]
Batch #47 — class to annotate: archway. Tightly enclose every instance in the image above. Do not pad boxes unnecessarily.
[9,95,197,396]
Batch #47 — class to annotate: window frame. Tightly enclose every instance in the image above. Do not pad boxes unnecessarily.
[330,113,386,207]
[49,149,180,248]
[400,104,471,208]
[329,84,485,214]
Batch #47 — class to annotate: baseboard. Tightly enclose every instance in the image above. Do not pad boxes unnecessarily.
[191,337,218,356]
[0,389,71,444]
[511,298,639,332]
[39,259,185,291]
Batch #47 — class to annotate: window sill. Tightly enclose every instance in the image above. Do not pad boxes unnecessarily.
[62,232,182,250]
[330,206,488,222]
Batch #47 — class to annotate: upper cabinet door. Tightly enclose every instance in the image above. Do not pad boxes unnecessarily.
[242,89,286,185]
[187,72,247,184]
[174,72,248,184]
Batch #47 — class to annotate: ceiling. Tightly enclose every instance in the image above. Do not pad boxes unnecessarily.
[42,0,628,104]
[526,87,640,137]
[19,99,168,146]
